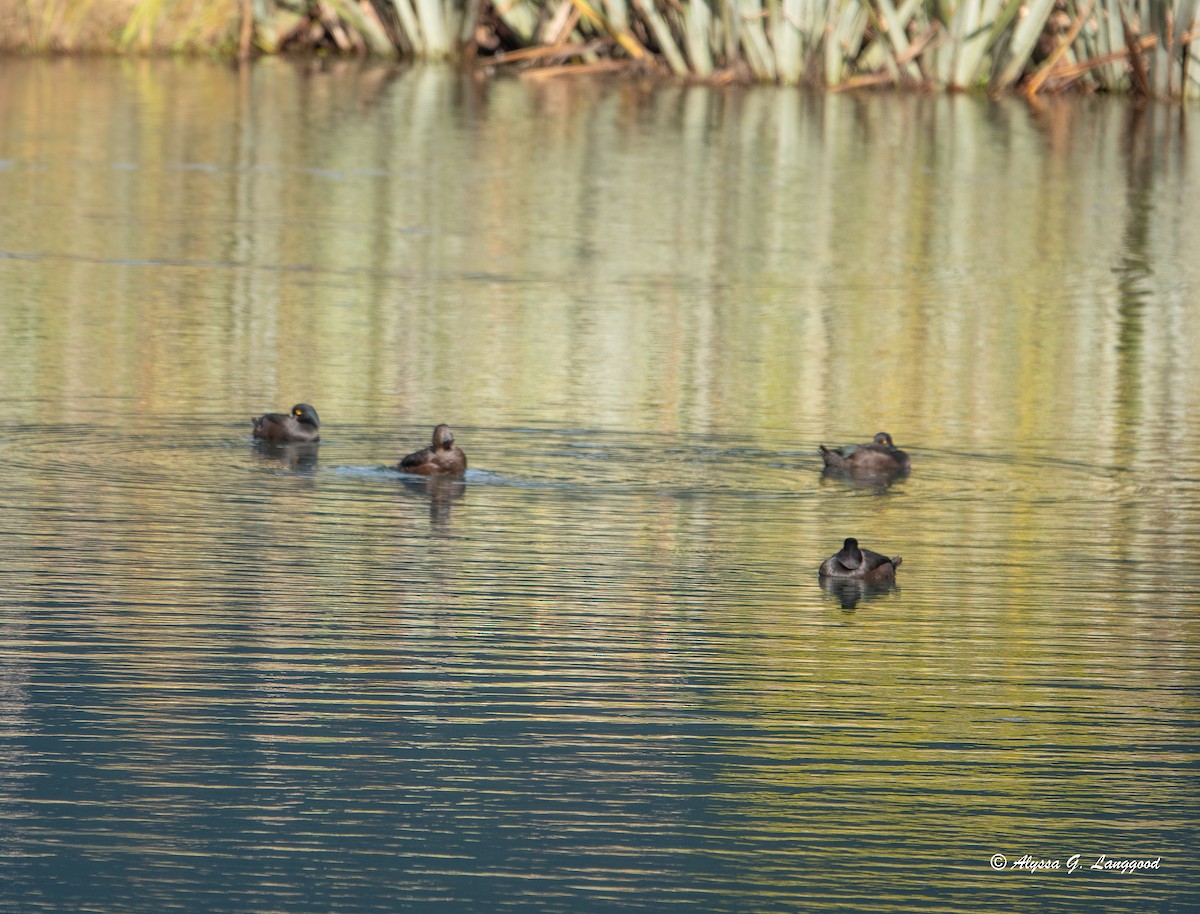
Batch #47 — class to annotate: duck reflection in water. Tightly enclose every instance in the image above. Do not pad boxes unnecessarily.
[819,432,911,488]
[819,575,899,610]
[400,474,467,535]
[252,439,320,473]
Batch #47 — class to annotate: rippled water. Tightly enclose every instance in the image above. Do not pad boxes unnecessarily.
[1,58,1198,913]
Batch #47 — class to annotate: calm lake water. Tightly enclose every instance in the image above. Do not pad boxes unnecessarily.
[1,57,1198,913]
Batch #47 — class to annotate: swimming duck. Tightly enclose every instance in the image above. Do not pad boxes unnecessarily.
[251,403,321,442]
[819,537,902,581]
[819,432,911,474]
[397,424,467,476]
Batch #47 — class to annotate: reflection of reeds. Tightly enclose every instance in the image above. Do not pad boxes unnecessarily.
[0,0,1196,96]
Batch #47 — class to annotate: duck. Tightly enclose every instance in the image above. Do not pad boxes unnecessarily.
[819,432,911,474]
[819,537,902,581]
[397,424,467,476]
[251,403,321,442]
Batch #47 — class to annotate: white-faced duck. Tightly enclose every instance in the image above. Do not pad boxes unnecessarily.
[397,424,467,476]
[819,432,911,474]
[819,537,902,582]
[252,403,320,443]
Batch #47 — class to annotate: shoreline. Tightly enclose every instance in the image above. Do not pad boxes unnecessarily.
[1,0,1197,99]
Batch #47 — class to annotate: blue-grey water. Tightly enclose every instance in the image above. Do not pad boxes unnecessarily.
[1,58,1198,913]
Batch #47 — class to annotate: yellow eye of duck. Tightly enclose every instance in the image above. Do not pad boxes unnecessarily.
[293,408,302,416]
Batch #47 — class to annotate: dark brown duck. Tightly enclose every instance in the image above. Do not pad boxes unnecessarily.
[819,432,911,474]
[819,537,902,581]
[397,424,467,476]
[251,403,321,442]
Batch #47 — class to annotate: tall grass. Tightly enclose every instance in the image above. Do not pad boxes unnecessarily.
[0,0,240,51]
[1,0,1197,97]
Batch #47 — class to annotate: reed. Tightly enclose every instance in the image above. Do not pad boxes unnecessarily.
[1,0,1197,97]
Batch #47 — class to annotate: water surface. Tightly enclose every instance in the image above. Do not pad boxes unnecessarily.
[1,58,1198,913]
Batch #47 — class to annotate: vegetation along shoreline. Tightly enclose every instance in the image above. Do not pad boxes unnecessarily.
[3,0,1197,98]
